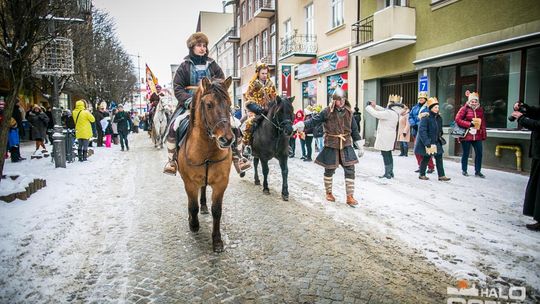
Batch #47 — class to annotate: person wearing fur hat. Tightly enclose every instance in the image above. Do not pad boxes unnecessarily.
[455,91,487,178]
[299,87,364,207]
[365,95,406,179]
[7,118,25,162]
[410,92,435,174]
[242,62,277,155]
[415,97,450,181]
[163,32,225,175]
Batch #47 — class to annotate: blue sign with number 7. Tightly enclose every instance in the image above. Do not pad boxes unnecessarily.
[419,76,428,92]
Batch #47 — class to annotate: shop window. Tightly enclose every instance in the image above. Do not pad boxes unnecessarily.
[460,63,477,77]
[481,51,521,128]
[302,80,317,109]
[524,47,540,109]
[437,66,456,126]
[327,72,348,105]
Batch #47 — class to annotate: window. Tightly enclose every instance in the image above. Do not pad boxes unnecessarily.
[305,3,314,36]
[255,35,260,62]
[241,2,246,26]
[242,43,247,67]
[385,0,407,7]
[331,0,344,28]
[262,30,268,57]
[302,80,318,108]
[248,39,253,64]
[284,19,292,38]
[524,47,540,109]
[271,22,276,35]
[237,10,241,28]
[437,66,457,126]
[248,0,253,20]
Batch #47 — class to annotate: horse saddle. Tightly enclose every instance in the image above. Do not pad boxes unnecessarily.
[175,116,190,147]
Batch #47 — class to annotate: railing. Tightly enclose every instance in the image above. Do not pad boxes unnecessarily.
[351,15,373,47]
[226,27,239,38]
[259,52,276,65]
[279,34,317,58]
[254,0,275,11]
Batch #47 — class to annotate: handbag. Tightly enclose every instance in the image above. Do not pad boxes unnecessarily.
[439,136,447,145]
[450,121,467,138]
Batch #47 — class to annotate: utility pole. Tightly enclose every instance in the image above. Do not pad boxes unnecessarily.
[129,53,143,114]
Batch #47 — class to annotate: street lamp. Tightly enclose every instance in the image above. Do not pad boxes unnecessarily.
[128,53,143,114]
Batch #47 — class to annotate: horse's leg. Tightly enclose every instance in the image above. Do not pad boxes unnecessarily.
[261,160,270,195]
[199,186,209,214]
[278,156,289,201]
[185,183,200,232]
[210,184,227,252]
[253,157,260,186]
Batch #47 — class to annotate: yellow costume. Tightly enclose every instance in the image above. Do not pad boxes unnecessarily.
[243,63,277,145]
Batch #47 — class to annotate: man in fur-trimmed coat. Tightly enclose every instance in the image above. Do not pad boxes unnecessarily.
[298,88,364,207]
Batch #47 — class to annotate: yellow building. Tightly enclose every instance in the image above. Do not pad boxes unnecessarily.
[350,0,540,171]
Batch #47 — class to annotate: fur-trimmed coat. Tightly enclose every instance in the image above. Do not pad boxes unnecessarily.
[304,102,361,169]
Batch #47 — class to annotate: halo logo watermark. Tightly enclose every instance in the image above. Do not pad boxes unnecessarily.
[447,279,527,304]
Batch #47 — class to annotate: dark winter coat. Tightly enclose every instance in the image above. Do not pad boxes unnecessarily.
[409,102,428,137]
[414,111,444,156]
[455,105,487,141]
[304,103,361,169]
[27,110,49,140]
[517,106,540,221]
[173,55,224,109]
[113,111,132,134]
[518,105,540,159]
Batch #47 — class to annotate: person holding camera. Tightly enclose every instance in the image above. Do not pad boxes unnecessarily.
[455,91,487,178]
[511,102,540,231]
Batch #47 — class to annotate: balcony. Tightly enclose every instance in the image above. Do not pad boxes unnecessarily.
[350,5,416,57]
[226,27,240,44]
[279,34,317,64]
[259,52,276,67]
[254,0,275,19]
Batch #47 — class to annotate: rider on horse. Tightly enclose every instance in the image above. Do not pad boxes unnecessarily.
[148,84,164,129]
[242,62,277,156]
[163,32,225,175]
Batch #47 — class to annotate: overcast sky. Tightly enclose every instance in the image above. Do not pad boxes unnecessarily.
[92,0,225,88]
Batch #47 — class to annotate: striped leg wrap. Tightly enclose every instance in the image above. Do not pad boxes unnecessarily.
[345,178,355,196]
[324,176,333,194]
[166,140,176,162]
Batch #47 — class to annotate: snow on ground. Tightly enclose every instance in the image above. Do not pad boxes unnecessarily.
[1,133,539,296]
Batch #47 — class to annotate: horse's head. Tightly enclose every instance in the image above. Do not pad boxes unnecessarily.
[192,76,235,149]
[271,96,295,136]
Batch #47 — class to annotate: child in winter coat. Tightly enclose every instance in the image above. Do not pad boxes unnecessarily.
[7,118,25,162]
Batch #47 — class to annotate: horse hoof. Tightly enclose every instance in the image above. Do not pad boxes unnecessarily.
[213,241,224,253]
[200,205,209,214]
[263,189,270,195]
[282,195,289,201]
[189,222,199,232]
[254,180,260,186]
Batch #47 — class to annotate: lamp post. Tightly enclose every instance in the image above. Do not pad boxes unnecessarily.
[128,53,143,114]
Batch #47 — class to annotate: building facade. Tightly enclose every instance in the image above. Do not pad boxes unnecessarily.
[351,0,540,171]
[277,0,360,117]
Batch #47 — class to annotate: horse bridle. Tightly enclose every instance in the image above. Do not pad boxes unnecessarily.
[262,104,292,134]
[200,96,232,140]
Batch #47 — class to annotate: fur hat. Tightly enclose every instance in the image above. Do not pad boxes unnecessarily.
[418,91,428,100]
[332,87,347,100]
[186,32,209,49]
[427,97,439,109]
[467,91,479,102]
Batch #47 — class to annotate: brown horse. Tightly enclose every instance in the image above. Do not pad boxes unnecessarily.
[177,76,234,252]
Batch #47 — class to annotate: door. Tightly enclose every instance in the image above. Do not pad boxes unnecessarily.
[454,63,478,156]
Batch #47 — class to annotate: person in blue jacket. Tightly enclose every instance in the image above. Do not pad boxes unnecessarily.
[410,91,434,173]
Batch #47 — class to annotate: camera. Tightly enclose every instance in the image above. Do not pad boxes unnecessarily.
[366,101,372,106]
[508,102,528,122]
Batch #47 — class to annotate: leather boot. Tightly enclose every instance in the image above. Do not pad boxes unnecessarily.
[78,148,83,162]
[82,150,88,161]
[379,165,392,179]
[326,192,336,202]
[346,195,358,207]
[163,140,177,175]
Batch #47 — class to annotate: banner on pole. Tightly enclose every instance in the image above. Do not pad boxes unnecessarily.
[146,64,159,98]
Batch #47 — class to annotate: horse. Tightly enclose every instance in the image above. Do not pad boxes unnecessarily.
[177,76,234,252]
[152,99,168,149]
[251,96,295,201]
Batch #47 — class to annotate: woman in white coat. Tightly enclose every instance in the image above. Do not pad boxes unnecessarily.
[365,95,406,179]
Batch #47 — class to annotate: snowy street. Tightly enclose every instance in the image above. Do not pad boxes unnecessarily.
[0,132,538,303]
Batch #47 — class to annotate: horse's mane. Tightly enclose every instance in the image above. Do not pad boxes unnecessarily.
[190,79,231,126]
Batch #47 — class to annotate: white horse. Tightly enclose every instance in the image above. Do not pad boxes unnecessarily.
[152,100,168,149]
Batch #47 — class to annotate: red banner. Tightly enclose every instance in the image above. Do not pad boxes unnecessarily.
[281,65,291,97]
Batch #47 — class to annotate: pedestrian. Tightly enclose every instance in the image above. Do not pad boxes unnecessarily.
[72,99,95,161]
[410,92,435,174]
[113,104,132,151]
[365,95,406,179]
[290,109,305,158]
[101,116,113,148]
[302,108,314,161]
[415,97,451,181]
[27,104,49,159]
[398,105,411,156]
[510,101,540,231]
[7,118,25,162]
[455,91,487,178]
[93,102,108,147]
[301,87,364,207]
[132,114,140,133]
[110,108,119,145]
[163,32,225,175]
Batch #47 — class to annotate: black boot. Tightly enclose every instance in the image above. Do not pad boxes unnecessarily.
[83,149,88,161]
[379,165,392,179]
[78,148,83,162]
[389,164,394,178]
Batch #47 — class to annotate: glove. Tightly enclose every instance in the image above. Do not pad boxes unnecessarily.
[402,133,407,137]
[425,145,436,155]
[293,120,305,131]
[354,140,365,158]
[246,103,263,115]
